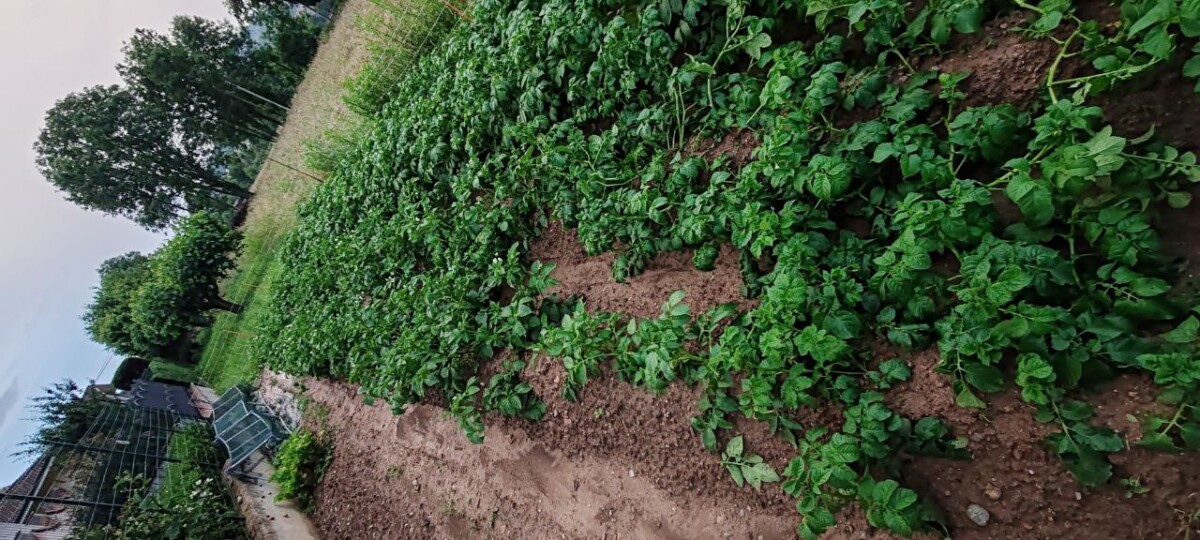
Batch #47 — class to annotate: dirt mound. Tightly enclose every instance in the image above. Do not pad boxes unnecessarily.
[888,351,1200,540]
[529,221,753,318]
[296,377,797,540]
[920,14,1058,107]
[515,358,796,511]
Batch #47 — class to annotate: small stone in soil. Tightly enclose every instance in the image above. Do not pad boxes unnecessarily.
[967,504,990,526]
[985,486,1002,500]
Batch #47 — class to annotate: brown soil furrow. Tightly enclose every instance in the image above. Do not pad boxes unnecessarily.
[299,377,797,539]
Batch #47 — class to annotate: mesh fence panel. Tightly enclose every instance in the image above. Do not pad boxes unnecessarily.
[0,399,238,539]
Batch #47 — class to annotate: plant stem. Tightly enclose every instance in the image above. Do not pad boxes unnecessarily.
[1045,30,1080,104]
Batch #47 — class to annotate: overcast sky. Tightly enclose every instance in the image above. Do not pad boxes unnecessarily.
[0,0,231,485]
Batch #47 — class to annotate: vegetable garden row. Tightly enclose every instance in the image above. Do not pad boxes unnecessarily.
[258,0,1200,536]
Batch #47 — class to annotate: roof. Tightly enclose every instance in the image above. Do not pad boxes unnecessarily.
[129,377,200,418]
[0,455,52,523]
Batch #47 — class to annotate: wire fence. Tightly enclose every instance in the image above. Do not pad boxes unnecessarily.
[0,400,239,540]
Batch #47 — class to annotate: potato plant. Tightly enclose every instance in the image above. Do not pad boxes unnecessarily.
[257,0,1200,535]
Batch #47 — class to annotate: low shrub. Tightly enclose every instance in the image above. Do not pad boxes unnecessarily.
[271,429,333,511]
[149,359,198,384]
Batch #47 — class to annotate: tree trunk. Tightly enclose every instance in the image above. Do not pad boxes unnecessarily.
[206,297,244,314]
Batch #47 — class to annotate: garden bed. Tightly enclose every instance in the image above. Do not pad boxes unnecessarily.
[254,0,1200,536]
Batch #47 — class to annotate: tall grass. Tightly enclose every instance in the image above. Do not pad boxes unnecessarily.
[343,0,462,117]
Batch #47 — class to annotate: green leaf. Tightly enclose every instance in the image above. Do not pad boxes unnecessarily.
[1019,355,1055,379]
[1075,424,1124,452]
[824,434,860,463]
[893,486,919,509]
[742,464,761,489]
[874,478,899,502]
[988,266,1032,304]
[1181,423,1200,450]
[1137,432,1178,451]
[1161,316,1200,344]
[725,435,744,458]
[744,33,772,60]
[955,385,987,409]
[878,359,911,383]
[806,154,853,202]
[953,4,984,33]
[1005,173,1054,226]
[963,363,1005,393]
[883,509,914,536]
[1059,401,1094,421]
[1130,277,1171,297]
[1065,449,1113,486]
[822,310,861,339]
[1082,127,1127,174]
[994,316,1030,338]
[1167,191,1193,208]
[752,462,780,484]
[1115,298,1180,320]
[1140,26,1176,60]
[701,428,717,452]
[727,463,745,487]
[1128,0,1171,35]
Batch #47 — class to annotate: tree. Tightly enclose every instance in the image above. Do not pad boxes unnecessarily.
[250,4,324,83]
[34,86,249,230]
[224,0,326,23]
[84,252,154,357]
[83,213,245,357]
[118,16,293,151]
[15,380,106,459]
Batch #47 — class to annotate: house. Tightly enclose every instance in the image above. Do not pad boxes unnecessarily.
[0,455,73,540]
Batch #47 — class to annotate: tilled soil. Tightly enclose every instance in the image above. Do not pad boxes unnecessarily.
[297,378,798,540]
[293,8,1200,539]
[293,220,1200,540]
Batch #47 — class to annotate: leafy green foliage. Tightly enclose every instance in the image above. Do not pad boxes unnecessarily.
[720,435,780,490]
[1134,315,1200,451]
[484,360,548,420]
[85,213,244,357]
[272,429,334,511]
[34,86,247,230]
[70,424,246,540]
[256,0,1200,535]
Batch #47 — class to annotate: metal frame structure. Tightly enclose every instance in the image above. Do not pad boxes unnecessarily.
[210,387,291,475]
[0,399,237,538]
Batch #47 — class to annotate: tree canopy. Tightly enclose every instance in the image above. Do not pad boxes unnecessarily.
[118,16,299,150]
[224,0,326,23]
[84,213,244,357]
[15,380,106,459]
[84,252,154,357]
[37,9,323,231]
[34,86,248,230]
